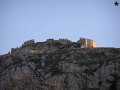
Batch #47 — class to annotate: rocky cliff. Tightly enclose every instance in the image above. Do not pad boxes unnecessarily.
[0,39,120,90]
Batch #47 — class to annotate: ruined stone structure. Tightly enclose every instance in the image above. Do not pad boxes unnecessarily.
[46,38,72,45]
[79,38,96,48]
[58,38,72,45]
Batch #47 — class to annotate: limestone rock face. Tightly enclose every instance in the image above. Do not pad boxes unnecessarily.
[0,46,120,90]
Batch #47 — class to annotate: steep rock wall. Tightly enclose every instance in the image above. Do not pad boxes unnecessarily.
[0,48,120,90]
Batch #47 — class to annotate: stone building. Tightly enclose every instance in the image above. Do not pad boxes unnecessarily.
[79,38,96,48]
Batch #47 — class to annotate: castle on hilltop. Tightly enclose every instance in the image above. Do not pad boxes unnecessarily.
[46,38,96,48]
[10,38,96,54]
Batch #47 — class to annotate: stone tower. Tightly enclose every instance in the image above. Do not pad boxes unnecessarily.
[79,38,96,48]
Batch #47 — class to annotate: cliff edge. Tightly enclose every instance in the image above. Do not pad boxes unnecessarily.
[0,39,120,90]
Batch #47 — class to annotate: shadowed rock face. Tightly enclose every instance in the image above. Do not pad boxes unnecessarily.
[0,47,120,90]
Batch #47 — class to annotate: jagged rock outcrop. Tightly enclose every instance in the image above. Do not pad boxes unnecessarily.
[0,39,120,90]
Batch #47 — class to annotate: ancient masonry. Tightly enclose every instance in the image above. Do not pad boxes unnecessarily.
[10,38,96,53]
[46,38,72,45]
[46,38,96,48]
[79,38,96,48]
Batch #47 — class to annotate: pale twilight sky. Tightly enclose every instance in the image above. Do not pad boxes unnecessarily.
[0,0,120,54]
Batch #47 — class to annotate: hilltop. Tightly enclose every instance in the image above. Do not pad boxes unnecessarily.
[0,39,120,90]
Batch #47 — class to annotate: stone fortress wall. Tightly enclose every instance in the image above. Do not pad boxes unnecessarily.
[46,38,72,45]
[10,38,96,53]
[79,38,96,48]
[46,38,96,48]
[21,38,96,48]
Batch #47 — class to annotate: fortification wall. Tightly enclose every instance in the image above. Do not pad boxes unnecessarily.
[80,38,96,48]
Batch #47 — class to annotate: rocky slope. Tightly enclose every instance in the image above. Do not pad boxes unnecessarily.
[0,39,120,90]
